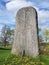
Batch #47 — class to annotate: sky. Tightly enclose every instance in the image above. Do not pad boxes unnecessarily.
[0,0,49,32]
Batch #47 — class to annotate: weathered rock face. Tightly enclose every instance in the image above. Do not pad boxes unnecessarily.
[12,7,39,57]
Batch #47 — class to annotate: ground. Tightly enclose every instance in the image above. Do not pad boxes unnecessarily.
[0,44,49,65]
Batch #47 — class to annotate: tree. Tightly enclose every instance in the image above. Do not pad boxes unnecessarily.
[1,24,14,46]
[43,29,49,42]
[38,28,43,43]
[39,35,43,43]
[38,28,41,32]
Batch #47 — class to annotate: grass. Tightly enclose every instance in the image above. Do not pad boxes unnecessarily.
[0,45,49,65]
[0,47,40,65]
[0,47,11,65]
[0,54,40,65]
[0,46,11,57]
[0,49,11,57]
[40,54,49,65]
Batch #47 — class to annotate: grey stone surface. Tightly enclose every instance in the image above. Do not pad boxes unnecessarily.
[12,7,39,57]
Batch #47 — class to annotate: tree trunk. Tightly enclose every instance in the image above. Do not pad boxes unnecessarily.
[4,38,7,46]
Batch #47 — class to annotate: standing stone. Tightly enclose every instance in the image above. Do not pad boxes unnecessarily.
[12,7,39,57]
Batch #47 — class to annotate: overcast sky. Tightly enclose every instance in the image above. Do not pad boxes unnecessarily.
[0,0,49,31]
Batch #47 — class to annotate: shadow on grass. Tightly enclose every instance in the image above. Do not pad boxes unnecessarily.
[0,47,11,50]
[0,48,11,50]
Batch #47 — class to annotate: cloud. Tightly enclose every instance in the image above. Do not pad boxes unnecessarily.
[0,0,49,30]
[39,1,49,8]
[38,10,49,24]
[6,0,33,11]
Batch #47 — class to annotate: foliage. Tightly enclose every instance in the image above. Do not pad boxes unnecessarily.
[1,54,49,65]
[40,55,49,65]
[0,54,41,65]
[43,29,49,42]
[38,28,41,32]
[1,24,14,46]
[38,28,43,43]
[38,28,49,43]
[40,43,49,55]
[39,35,43,43]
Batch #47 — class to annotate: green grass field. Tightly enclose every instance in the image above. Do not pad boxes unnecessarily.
[0,46,49,65]
[0,47,11,65]
[0,49,11,57]
[0,49,40,65]
[0,46,11,57]
[40,55,49,65]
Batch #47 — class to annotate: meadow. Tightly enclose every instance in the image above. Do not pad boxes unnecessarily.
[0,44,49,65]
